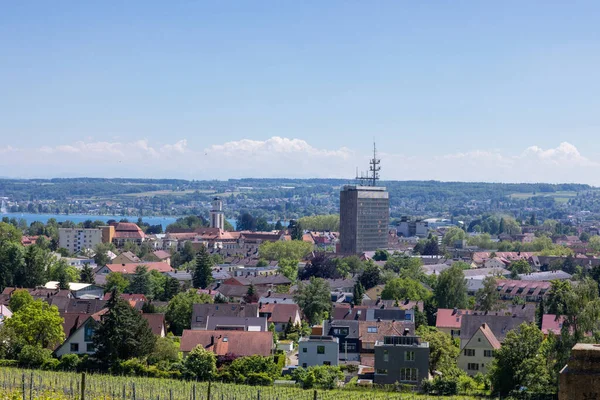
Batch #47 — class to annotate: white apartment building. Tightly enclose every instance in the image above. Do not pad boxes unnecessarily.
[59,228,104,254]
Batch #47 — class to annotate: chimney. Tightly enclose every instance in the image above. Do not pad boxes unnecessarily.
[403,328,409,336]
[210,335,215,347]
[452,307,458,315]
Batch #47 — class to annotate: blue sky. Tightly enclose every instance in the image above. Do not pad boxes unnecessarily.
[1,1,600,183]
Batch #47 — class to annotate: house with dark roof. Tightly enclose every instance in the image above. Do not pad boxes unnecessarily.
[459,314,530,348]
[258,303,301,331]
[204,316,267,331]
[496,279,551,303]
[55,311,165,357]
[436,305,536,338]
[258,292,296,305]
[180,330,274,357]
[457,323,501,376]
[191,303,259,330]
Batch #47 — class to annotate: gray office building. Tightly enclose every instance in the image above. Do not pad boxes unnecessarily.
[339,185,389,254]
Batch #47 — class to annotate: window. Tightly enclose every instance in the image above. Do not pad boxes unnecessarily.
[302,363,307,368]
[86,343,95,353]
[317,346,325,354]
[84,323,95,342]
[302,348,307,353]
[484,350,494,357]
[463,349,475,357]
[376,369,388,375]
[405,313,412,320]
[344,343,357,352]
[405,351,415,361]
[478,337,481,342]
[467,363,479,371]
[70,343,79,352]
[399,368,418,382]
[367,326,377,333]
[383,349,389,362]
[323,361,331,366]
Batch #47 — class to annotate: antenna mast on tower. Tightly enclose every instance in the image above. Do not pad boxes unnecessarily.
[354,142,381,187]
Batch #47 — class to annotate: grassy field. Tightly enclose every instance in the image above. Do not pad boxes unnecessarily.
[509,191,577,203]
[0,368,482,400]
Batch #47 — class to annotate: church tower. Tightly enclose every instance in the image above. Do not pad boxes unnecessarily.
[210,197,225,231]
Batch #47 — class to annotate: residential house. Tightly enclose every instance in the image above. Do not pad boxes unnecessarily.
[374,336,430,386]
[145,250,172,265]
[43,282,104,299]
[331,304,413,323]
[205,316,267,331]
[459,314,531,348]
[457,323,501,376]
[472,252,535,267]
[518,270,572,281]
[96,262,173,275]
[112,251,141,264]
[55,311,166,357]
[214,284,267,302]
[298,336,339,367]
[323,320,360,361]
[496,279,551,303]
[258,303,301,332]
[258,292,296,305]
[191,304,259,330]
[180,330,274,357]
[223,275,292,289]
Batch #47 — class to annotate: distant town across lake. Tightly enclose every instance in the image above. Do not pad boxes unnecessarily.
[0,213,182,231]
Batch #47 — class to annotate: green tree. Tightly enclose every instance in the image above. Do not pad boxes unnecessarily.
[510,259,532,276]
[294,277,332,325]
[93,290,157,369]
[166,290,213,335]
[192,245,213,289]
[358,262,381,290]
[490,323,554,396]
[0,222,22,244]
[381,278,430,301]
[79,263,95,284]
[589,235,600,252]
[288,220,303,241]
[16,245,50,288]
[278,258,299,281]
[434,265,468,309]
[93,243,113,267]
[184,345,217,380]
[8,289,34,313]
[416,326,460,375]
[442,226,467,246]
[148,336,180,365]
[162,276,181,301]
[48,259,78,284]
[352,282,365,306]
[244,284,259,303]
[373,249,389,261]
[0,242,25,291]
[229,355,280,382]
[259,241,313,261]
[297,215,340,232]
[129,265,151,295]
[104,272,129,294]
[475,276,499,312]
[5,299,65,349]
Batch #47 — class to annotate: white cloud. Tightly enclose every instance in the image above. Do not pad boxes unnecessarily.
[0,138,599,185]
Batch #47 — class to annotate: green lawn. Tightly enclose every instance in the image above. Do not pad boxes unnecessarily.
[509,191,577,202]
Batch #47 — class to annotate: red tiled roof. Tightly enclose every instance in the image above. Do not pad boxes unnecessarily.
[473,252,535,264]
[541,314,564,335]
[436,308,471,329]
[105,262,173,274]
[60,312,92,337]
[113,223,145,239]
[180,330,273,356]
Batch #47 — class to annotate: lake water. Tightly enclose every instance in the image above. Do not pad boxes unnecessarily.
[0,212,179,231]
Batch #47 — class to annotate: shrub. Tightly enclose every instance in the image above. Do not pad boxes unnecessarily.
[247,372,274,386]
[184,345,217,381]
[42,358,60,371]
[18,345,53,368]
[58,354,80,371]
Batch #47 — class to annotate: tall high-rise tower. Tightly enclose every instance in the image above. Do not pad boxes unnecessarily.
[210,197,225,231]
[339,143,389,254]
